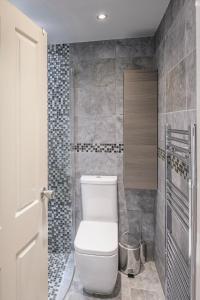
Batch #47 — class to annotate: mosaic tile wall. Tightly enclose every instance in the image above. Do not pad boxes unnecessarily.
[155,0,196,289]
[48,253,69,299]
[48,44,73,254]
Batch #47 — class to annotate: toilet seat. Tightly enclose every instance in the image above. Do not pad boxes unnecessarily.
[75,221,118,256]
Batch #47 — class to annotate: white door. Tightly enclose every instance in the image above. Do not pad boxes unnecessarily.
[0,0,48,299]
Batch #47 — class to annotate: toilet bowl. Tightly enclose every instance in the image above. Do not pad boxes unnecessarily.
[74,175,118,295]
[75,221,118,294]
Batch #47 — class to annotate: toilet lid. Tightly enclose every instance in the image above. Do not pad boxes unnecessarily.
[74,221,118,256]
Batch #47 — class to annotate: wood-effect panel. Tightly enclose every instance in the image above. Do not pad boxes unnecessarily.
[124,70,158,190]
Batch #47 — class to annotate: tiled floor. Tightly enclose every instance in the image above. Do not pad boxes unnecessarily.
[56,253,75,300]
[65,262,165,300]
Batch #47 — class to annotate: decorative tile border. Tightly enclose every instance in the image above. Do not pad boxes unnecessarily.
[168,155,189,180]
[158,147,166,161]
[158,147,189,179]
[73,143,124,153]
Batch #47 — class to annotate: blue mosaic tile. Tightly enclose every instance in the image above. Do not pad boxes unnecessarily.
[48,253,69,300]
[48,44,72,254]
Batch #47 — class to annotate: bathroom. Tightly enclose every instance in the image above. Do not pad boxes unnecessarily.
[0,0,199,299]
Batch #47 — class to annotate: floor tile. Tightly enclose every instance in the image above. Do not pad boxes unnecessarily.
[131,288,162,300]
[64,262,164,300]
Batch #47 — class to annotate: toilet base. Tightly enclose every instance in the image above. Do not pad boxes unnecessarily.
[83,288,112,297]
[75,251,118,295]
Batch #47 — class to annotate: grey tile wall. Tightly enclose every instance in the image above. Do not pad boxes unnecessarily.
[155,0,197,290]
[48,44,73,254]
[70,38,156,260]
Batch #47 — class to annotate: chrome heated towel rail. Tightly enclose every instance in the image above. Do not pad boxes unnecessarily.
[165,125,197,300]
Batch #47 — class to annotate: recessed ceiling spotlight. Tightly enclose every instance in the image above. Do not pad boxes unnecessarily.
[97,13,108,21]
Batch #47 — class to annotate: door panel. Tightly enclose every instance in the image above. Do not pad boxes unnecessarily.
[17,238,40,300]
[15,201,40,252]
[0,1,48,299]
[16,29,39,211]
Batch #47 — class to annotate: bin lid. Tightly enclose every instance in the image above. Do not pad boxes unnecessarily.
[119,232,140,249]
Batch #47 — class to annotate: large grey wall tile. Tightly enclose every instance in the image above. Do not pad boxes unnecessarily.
[115,57,135,85]
[75,152,117,176]
[115,56,154,86]
[76,116,117,143]
[127,210,142,239]
[158,113,166,148]
[185,0,196,56]
[142,213,155,241]
[158,159,165,196]
[70,42,95,63]
[92,40,116,59]
[155,253,165,291]
[71,40,116,63]
[125,189,155,213]
[75,58,116,89]
[116,115,123,144]
[119,209,129,237]
[166,110,189,131]
[158,76,166,113]
[155,14,166,50]
[164,0,186,48]
[75,116,94,143]
[186,50,196,110]
[76,86,116,116]
[187,109,197,125]
[91,85,116,115]
[166,60,186,112]
[132,57,155,70]
[155,40,165,77]
[74,60,96,88]
[164,12,185,72]
[155,192,165,237]
[117,153,123,179]
[94,58,116,87]
[116,38,154,58]
[75,209,82,233]
[116,85,123,115]
[74,177,81,211]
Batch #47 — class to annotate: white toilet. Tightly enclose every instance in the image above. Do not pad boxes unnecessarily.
[74,175,118,295]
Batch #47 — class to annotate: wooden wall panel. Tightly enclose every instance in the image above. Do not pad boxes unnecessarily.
[124,70,158,190]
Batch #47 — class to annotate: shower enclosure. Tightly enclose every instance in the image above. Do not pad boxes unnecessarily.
[48,44,75,300]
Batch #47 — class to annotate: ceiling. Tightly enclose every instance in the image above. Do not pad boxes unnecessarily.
[10,0,170,44]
